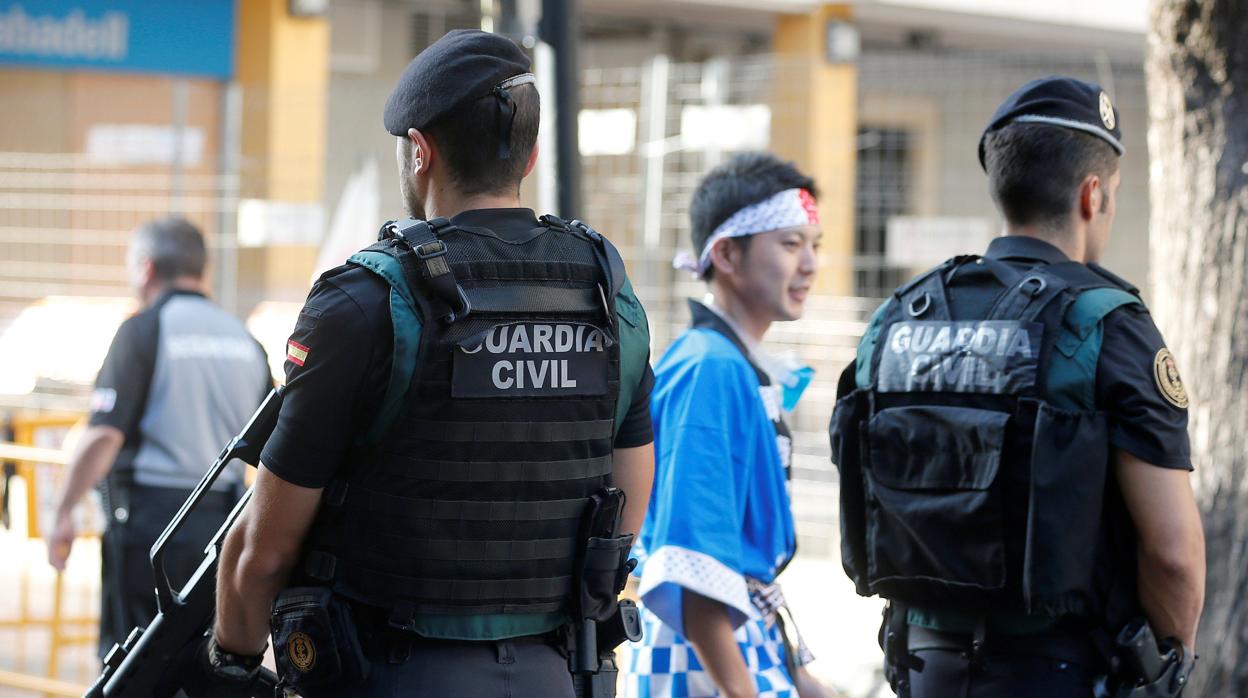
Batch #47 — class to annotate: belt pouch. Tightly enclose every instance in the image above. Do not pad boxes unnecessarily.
[578,534,635,621]
[271,586,369,688]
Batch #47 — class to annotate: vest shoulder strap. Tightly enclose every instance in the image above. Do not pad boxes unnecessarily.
[540,215,644,437]
[350,245,417,309]
[892,257,963,322]
[540,215,627,299]
[862,256,972,386]
[985,265,1071,323]
[1046,286,1142,410]
[347,247,424,445]
[855,297,894,389]
[613,277,650,436]
[1055,287,1142,356]
[382,218,471,324]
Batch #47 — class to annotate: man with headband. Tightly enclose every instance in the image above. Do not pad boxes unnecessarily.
[625,152,832,698]
[201,30,657,697]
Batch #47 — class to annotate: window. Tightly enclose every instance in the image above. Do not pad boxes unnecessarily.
[855,126,911,296]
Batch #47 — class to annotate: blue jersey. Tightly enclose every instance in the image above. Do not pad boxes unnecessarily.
[625,301,803,698]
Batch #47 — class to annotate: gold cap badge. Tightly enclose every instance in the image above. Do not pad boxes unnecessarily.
[1099,91,1116,131]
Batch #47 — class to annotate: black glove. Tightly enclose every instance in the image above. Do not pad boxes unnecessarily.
[183,633,264,698]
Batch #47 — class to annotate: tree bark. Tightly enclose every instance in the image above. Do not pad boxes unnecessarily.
[1146,0,1248,693]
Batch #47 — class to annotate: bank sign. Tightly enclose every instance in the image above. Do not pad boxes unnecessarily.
[0,2,235,79]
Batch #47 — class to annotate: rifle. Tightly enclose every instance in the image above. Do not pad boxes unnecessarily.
[84,387,285,698]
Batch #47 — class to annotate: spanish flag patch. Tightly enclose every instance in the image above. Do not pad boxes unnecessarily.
[287,339,309,367]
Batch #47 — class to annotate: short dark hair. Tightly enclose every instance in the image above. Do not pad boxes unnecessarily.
[422,83,539,196]
[983,122,1119,230]
[689,152,818,280]
[133,216,207,281]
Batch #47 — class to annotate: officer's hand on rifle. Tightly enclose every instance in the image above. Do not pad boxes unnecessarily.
[182,633,265,698]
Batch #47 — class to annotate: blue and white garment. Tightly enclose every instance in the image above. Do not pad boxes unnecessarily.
[624,300,810,698]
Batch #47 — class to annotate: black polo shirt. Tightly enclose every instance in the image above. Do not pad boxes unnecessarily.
[261,208,656,489]
[982,236,1190,470]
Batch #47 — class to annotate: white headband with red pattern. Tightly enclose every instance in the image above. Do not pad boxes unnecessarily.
[673,188,820,275]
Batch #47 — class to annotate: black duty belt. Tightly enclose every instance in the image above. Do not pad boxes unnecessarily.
[349,600,560,650]
[907,625,1103,668]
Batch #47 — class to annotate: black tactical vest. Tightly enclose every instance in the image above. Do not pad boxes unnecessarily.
[831,255,1142,626]
[302,216,622,616]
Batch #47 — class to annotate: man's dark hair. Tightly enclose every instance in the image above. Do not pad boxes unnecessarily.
[983,123,1119,231]
[422,83,539,196]
[689,152,818,280]
[133,216,207,281]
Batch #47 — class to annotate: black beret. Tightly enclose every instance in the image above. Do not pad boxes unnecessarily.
[384,29,531,137]
[978,75,1124,170]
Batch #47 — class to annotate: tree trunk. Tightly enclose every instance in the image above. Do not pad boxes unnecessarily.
[1146,1,1248,694]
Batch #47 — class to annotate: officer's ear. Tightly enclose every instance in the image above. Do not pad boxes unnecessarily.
[1077,174,1102,222]
[523,143,539,180]
[406,128,433,176]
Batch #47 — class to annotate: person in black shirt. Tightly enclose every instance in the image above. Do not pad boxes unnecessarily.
[831,77,1204,697]
[202,30,656,698]
[47,216,271,658]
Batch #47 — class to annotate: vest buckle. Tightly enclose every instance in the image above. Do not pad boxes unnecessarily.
[538,213,570,231]
[1019,275,1048,297]
[387,601,418,632]
[414,240,447,260]
[907,292,931,317]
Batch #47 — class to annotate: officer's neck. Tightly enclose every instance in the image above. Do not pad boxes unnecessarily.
[1004,225,1088,264]
[423,185,521,220]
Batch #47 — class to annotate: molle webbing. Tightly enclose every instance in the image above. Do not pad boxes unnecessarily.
[372,453,613,483]
[464,285,603,314]
[405,418,615,443]
[306,217,620,616]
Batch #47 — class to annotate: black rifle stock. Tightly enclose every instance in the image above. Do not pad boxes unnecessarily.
[84,387,285,698]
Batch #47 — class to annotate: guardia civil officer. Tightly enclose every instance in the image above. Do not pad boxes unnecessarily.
[830,77,1205,696]
[196,30,656,697]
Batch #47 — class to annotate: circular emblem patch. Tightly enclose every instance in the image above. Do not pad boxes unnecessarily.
[1099,91,1116,130]
[1153,348,1189,409]
[288,632,316,673]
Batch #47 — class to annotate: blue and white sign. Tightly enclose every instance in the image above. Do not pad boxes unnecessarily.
[0,2,236,79]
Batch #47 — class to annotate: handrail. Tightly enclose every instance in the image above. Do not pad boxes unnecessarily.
[0,442,69,465]
[0,668,86,696]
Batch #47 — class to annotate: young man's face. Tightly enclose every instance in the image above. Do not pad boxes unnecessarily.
[725,224,821,322]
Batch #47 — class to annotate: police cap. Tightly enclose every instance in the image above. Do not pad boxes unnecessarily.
[978,75,1124,170]
[384,29,534,152]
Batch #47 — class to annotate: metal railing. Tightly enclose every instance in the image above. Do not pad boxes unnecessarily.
[0,418,96,697]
